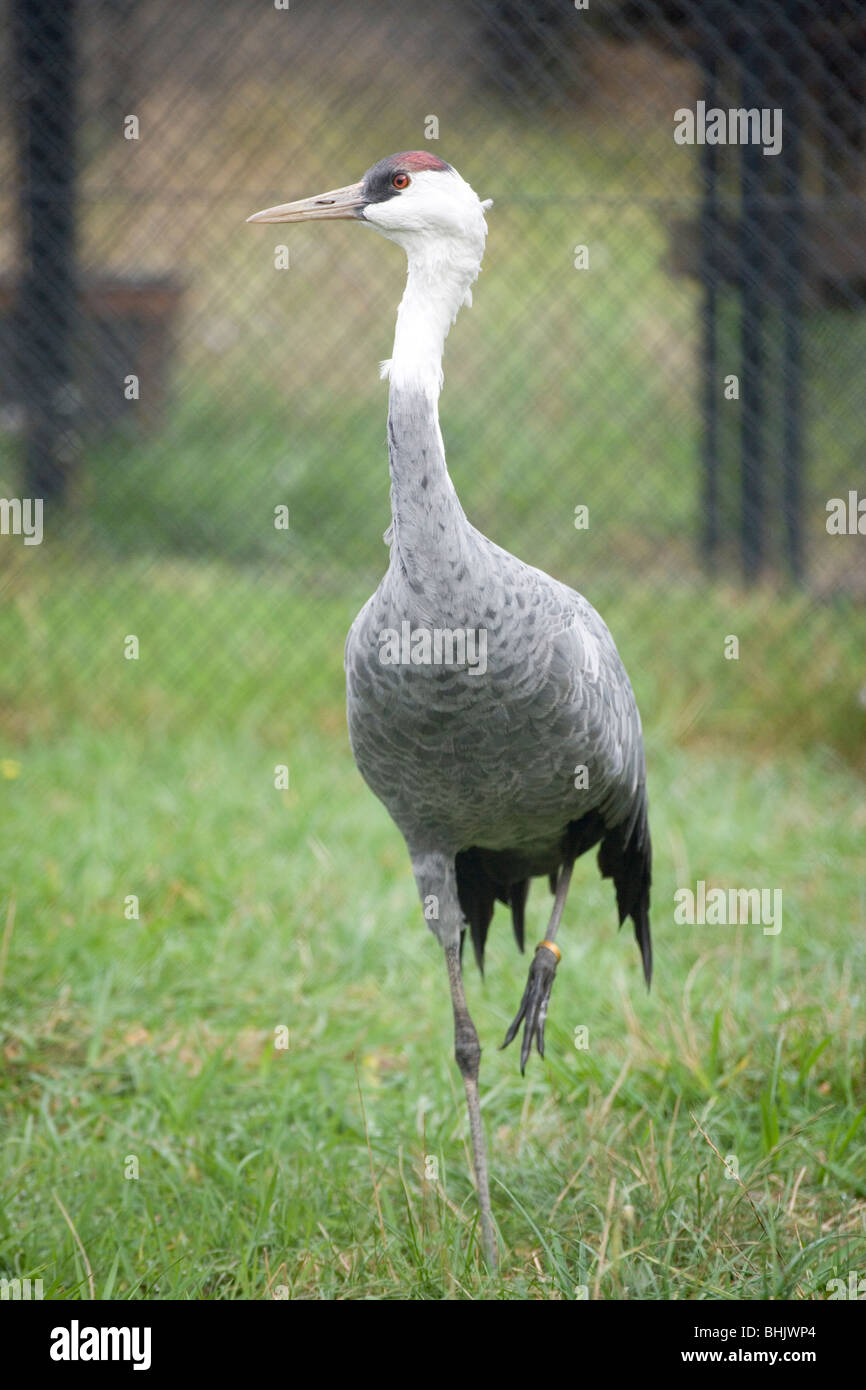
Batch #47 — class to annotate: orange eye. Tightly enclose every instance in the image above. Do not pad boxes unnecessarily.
[392,173,410,189]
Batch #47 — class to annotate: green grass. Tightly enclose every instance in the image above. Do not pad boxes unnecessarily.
[1,551,864,1300]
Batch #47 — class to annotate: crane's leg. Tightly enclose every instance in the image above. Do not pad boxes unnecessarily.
[444,941,498,1269]
[501,855,574,1072]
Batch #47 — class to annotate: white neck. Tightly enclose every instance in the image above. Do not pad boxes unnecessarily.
[382,232,484,400]
[381,239,485,585]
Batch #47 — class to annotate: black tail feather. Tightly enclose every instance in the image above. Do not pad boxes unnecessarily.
[455,795,651,985]
[456,856,496,974]
[597,797,652,986]
[509,879,529,953]
[456,847,529,973]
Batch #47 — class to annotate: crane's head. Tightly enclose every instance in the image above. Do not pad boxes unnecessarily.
[247,152,492,260]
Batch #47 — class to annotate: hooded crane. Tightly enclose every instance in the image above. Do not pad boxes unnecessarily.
[248,152,651,1268]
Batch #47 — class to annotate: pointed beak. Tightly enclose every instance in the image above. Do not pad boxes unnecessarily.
[246,181,366,224]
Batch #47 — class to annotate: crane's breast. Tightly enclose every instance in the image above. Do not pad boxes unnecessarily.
[343,560,645,854]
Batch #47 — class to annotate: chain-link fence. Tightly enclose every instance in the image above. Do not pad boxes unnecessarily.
[1,0,864,759]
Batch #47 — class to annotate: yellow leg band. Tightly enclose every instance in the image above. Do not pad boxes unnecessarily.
[536,940,562,963]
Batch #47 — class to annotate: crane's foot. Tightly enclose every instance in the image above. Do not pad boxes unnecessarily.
[500,941,561,1073]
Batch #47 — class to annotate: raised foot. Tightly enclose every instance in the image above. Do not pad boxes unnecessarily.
[500,942,560,1073]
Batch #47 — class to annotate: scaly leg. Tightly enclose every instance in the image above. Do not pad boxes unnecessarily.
[501,855,574,1072]
[444,942,497,1268]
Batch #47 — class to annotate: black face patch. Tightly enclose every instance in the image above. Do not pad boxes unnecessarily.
[361,151,452,208]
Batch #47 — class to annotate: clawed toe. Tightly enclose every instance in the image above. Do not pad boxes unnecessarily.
[500,942,560,1073]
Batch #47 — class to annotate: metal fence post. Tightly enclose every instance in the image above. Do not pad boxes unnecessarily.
[13,0,78,504]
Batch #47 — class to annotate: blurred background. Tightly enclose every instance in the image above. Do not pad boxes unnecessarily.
[1,0,864,1298]
[2,0,865,754]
